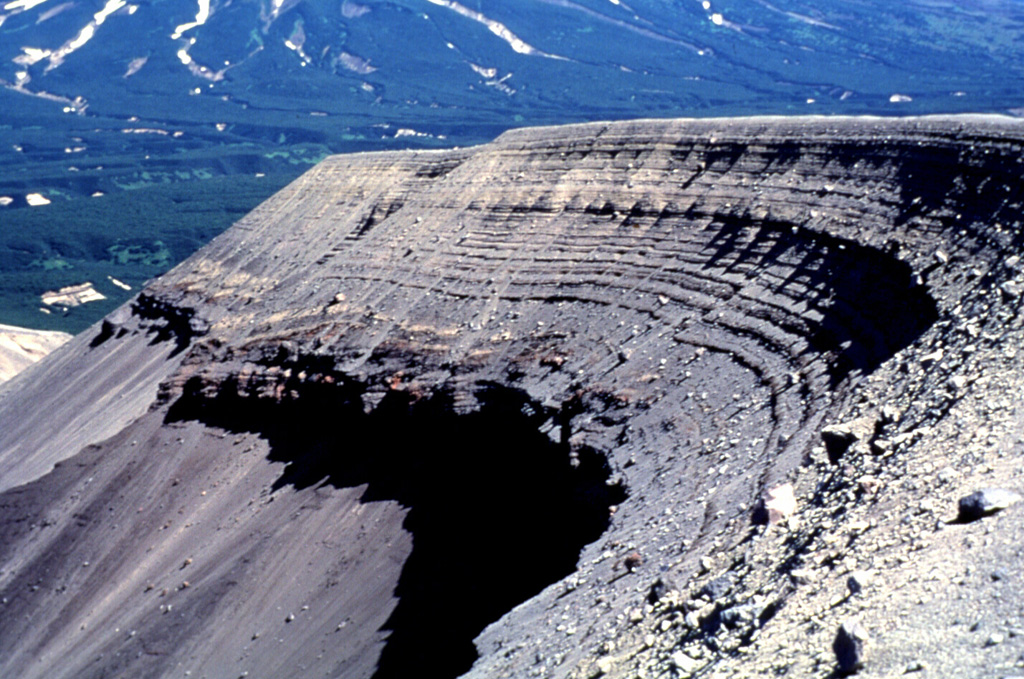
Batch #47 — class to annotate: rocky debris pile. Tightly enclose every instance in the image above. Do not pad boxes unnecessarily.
[586,375,1024,679]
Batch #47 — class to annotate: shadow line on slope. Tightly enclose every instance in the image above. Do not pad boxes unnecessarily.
[166,379,626,679]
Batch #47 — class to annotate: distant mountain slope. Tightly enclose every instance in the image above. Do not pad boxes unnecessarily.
[2,116,1024,678]
[0,323,70,382]
[4,0,1024,130]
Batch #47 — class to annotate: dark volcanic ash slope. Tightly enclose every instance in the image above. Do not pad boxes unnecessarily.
[2,116,1024,679]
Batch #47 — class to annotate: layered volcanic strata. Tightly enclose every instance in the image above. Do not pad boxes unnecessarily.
[2,116,1024,678]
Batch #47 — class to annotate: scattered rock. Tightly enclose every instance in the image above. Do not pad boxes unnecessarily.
[821,416,876,463]
[870,438,892,454]
[98,305,133,342]
[790,568,816,585]
[1000,280,1022,299]
[684,609,702,629]
[623,552,643,572]
[757,483,797,525]
[857,476,882,494]
[880,404,901,423]
[669,650,699,674]
[719,604,757,629]
[847,570,873,595]
[593,656,614,676]
[958,488,1022,522]
[987,632,1006,647]
[833,618,870,673]
[701,573,735,602]
[904,660,926,673]
[919,348,944,368]
[649,576,676,604]
[540,354,565,369]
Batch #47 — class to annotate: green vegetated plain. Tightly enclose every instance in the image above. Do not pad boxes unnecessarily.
[0,173,294,333]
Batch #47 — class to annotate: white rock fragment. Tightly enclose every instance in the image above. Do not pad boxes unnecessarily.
[594,656,614,675]
[1000,280,1021,299]
[790,568,816,585]
[847,570,873,595]
[670,650,699,674]
[761,483,796,524]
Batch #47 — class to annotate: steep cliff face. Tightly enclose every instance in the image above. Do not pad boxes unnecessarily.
[2,116,1024,679]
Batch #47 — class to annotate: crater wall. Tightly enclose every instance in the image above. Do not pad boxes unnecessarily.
[2,115,1024,678]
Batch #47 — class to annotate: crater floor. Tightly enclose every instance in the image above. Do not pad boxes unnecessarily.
[2,115,1024,678]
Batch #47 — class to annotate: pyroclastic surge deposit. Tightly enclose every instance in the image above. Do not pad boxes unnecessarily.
[3,116,1024,678]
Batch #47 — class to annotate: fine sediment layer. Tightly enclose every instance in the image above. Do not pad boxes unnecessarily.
[1,115,1024,678]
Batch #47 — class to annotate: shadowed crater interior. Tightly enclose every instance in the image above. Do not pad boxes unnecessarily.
[697,214,939,387]
[166,380,627,679]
